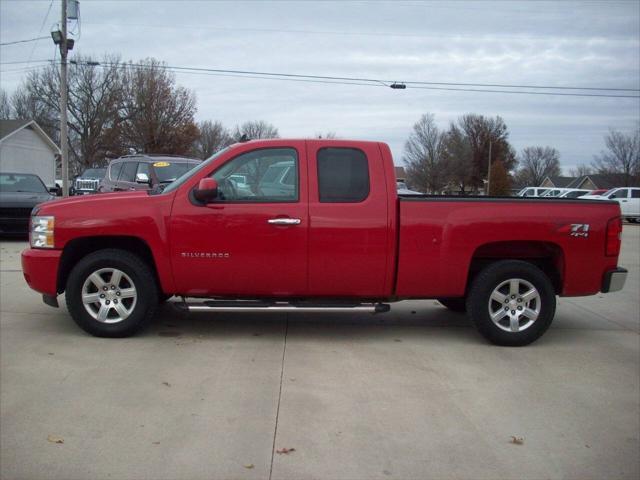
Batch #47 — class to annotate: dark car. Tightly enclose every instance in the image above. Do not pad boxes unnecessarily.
[71,167,107,195]
[99,155,201,193]
[0,173,55,236]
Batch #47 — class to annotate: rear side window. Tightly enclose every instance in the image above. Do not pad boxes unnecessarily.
[119,162,138,182]
[317,148,370,203]
[109,162,123,180]
[631,189,640,198]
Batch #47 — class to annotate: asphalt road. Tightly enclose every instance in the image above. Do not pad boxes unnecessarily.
[1,226,639,480]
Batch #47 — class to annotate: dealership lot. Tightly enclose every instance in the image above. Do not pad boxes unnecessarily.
[1,227,638,480]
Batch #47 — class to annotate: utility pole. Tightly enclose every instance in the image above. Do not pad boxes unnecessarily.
[59,0,69,197]
[486,140,492,196]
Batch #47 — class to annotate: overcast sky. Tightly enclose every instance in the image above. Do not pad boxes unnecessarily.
[1,0,639,171]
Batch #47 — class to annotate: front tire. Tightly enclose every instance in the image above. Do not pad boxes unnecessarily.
[466,260,556,346]
[65,249,159,337]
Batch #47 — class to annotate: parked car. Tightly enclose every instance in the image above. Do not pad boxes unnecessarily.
[581,187,640,222]
[99,155,201,193]
[540,188,575,198]
[22,139,627,346]
[397,180,422,195]
[517,187,549,197]
[0,173,54,236]
[558,189,591,199]
[71,167,106,195]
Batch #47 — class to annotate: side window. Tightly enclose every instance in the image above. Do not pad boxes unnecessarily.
[317,147,370,203]
[610,189,627,199]
[524,189,533,197]
[631,189,640,199]
[211,148,298,202]
[109,162,123,181]
[137,162,150,176]
[119,162,138,182]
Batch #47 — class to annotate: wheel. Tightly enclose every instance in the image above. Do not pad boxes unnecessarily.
[466,260,556,346]
[65,249,159,337]
[437,297,466,312]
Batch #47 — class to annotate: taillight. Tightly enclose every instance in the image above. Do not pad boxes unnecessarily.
[605,217,622,257]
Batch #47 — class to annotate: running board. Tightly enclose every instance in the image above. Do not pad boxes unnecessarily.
[176,299,391,314]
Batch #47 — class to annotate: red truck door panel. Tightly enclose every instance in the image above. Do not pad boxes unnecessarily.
[306,140,391,297]
[168,144,308,296]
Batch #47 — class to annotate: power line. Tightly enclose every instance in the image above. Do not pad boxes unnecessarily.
[84,61,640,98]
[0,59,53,65]
[26,0,55,66]
[0,36,50,46]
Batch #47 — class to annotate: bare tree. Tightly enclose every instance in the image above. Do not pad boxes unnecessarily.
[403,114,447,193]
[515,146,561,186]
[119,58,199,155]
[192,120,233,159]
[457,114,517,189]
[232,120,279,141]
[0,89,11,119]
[11,83,58,142]
[592,126,640,183]
[315,131,337,139]
[568,164,592,177]
[442,123,474,194]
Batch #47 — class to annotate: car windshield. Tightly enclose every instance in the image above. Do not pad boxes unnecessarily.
[152,161,198,183]
[81,168,106,178]
[160,148,230,194]
[0,173,48,193]
[602,189,617,197]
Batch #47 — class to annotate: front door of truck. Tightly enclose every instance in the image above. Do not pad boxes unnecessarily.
[169,143,308,297]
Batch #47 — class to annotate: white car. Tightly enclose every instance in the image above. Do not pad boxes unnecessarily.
[581,187,640,222]
[397,181,422,195]
[558,189,591,199]
[540,188,575,198]
[517,187,549,197]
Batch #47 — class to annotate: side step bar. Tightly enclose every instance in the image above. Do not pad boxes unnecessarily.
[176,299,391,314]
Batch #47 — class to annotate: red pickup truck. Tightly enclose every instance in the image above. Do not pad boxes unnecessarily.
[22,139,627,345]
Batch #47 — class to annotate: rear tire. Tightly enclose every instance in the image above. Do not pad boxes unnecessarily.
[437,298,467,313]
[65,249,159,337]
[466,260,556,346]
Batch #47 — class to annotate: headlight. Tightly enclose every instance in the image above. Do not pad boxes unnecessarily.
[30,216,55,248]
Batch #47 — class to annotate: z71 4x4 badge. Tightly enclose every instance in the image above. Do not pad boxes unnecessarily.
[570,224,590,238]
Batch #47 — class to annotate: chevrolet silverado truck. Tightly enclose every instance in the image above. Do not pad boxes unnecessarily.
[21,139,628,345]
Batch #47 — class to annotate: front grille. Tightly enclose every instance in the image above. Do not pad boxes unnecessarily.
[75,179,99,191]
[0,208,33,219]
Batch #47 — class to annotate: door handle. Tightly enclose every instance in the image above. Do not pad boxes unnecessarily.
[268,218,301,225]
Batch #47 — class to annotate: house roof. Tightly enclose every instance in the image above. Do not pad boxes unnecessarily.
[0,119,60,154]
[546,176,575,188]
[577,173,640,189]
[395,166,407,180]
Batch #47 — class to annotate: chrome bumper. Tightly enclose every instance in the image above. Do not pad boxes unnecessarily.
[602,267,628,293]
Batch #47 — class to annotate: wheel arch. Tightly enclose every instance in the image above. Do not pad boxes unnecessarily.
[466,241,565,294]
[57,236,162,294]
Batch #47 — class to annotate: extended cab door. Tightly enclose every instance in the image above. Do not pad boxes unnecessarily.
[168,142,308,297]
[306,140,393,297]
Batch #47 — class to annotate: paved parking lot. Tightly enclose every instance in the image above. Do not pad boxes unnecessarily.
[1,226,639,480]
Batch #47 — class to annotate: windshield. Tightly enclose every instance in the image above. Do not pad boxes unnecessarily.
[0,173,48,193]
[81,168,106,178]
[160,148,230,194]
[153,162,198,183]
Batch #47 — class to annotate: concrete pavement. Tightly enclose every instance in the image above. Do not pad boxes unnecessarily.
[1,226,639,480]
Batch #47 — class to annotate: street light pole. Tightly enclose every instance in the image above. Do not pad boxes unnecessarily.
[59,0,69,197]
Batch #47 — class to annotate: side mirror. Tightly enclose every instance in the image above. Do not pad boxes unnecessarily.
[136,172,151,185]
[194,178,218,203]
[49,186,62,196]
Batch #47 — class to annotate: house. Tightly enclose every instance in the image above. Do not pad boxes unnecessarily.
[394,166,407,182]
[0,119,60,187]
[540,173,639,190]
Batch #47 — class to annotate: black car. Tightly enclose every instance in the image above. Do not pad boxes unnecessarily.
[71,167,107,195]
[0,173,55,236]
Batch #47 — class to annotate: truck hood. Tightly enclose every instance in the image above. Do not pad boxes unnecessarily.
[36,191,150,213]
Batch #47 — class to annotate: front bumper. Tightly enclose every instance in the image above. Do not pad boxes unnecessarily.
[602,267,628,293]
[21,248,62,297]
